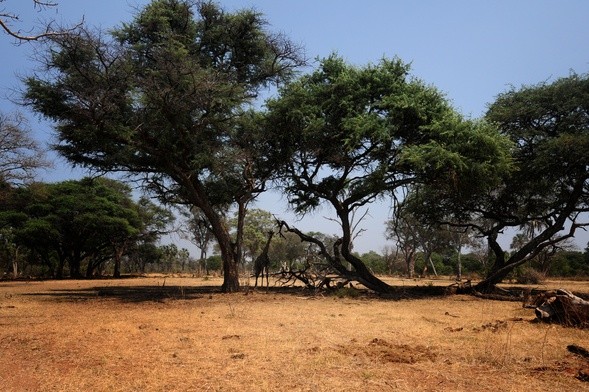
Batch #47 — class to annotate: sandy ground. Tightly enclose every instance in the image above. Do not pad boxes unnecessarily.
[0,276,588,391]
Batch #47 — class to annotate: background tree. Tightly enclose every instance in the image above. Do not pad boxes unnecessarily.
[270,231,307,271]
[0,177,170,278]
[230,208,275,267]
[181,207,214,275]
[385,211,419,278]
[24,0,304,291]
[268,55,511,293]
[0,112,49,185]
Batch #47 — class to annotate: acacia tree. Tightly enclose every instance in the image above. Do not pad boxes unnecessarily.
[412,73,589,291]
[230,208,275,265]
[385,211,420,278]
[181,207,214,274]
[266,55,511,293]
[24,0,304,291]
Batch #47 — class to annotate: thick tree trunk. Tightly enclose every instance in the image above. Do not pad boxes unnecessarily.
[69,256,82,278]
[184,179,241,292]
[348,258,395,294]
[56,253,66,279]
[338,209,395,294]
[456,243,462,281]
[221,256,240,292]
[85,260,96,278]
[474,234,510,292]
[213,226,240,292]
[406,253,415,278]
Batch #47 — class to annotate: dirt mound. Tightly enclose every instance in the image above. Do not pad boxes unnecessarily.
[336,338,437,364]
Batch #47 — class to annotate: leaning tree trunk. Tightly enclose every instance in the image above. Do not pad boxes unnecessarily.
[344,252,395,294]
[339,210,395,294]
[184,180,241,292]
[209,214,239,292]
[221,252,240,292]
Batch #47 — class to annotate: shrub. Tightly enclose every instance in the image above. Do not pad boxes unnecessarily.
[514,267,545,284]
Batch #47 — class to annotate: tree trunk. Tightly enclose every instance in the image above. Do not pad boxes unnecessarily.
[113,245,125,278]
[221,256,240,292]
[456,242,462,281]
[406,252,415,278]
[11,247,18,279]
[338,209,395,294]
[350,259,395,293]
[184,179,241,292]
[425,251,437,277]
[199,247,207,275]
[56,252,66,279]
[474,234,508,292]
[85,259,96,278]
[69,255,82,278]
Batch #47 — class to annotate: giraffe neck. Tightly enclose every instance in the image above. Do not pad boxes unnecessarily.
[262,233,273,254]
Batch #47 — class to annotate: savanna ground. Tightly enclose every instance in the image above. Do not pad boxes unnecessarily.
[1,275,588,391]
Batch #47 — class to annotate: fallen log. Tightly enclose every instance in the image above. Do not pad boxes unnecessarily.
[535,289,589,327]
[567,344,589,360]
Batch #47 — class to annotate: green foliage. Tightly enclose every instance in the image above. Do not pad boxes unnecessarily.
[406,73,589,290]
[265,54,509,293]
[360,251,387,274]
[0,177,173,278]
[549,250,589,277]
[206,255,223,271]
[230,208,275,262]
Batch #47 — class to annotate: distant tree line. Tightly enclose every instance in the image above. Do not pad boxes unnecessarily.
[0,177,188,278]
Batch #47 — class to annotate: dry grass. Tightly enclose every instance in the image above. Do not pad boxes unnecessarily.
[1,276,588,391]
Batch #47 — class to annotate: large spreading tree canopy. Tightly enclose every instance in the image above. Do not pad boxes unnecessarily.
[410,73,589,291]
[265,55,512,293]
[24,0,304,291]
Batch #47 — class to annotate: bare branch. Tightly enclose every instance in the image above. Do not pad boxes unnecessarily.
[0,1,83,41]
[0,111,51,184]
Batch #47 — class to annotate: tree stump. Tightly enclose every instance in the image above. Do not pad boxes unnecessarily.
[535,289,589,327]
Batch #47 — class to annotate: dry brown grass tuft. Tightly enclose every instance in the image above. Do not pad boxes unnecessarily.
[1,276,588,391]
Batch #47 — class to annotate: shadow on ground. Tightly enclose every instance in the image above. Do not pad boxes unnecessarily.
[21,283,455,303]
[24,285,226,303]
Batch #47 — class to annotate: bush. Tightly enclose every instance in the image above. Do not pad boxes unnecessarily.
[514,267,545,284]
[334,287,360,298]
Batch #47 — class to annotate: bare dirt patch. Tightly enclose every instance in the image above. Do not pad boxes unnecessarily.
[1,276,588,391]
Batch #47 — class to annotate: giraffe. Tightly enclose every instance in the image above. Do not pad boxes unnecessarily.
[253,230,274,288]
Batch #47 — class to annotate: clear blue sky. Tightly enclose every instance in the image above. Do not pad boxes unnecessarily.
[1,0,588,254]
